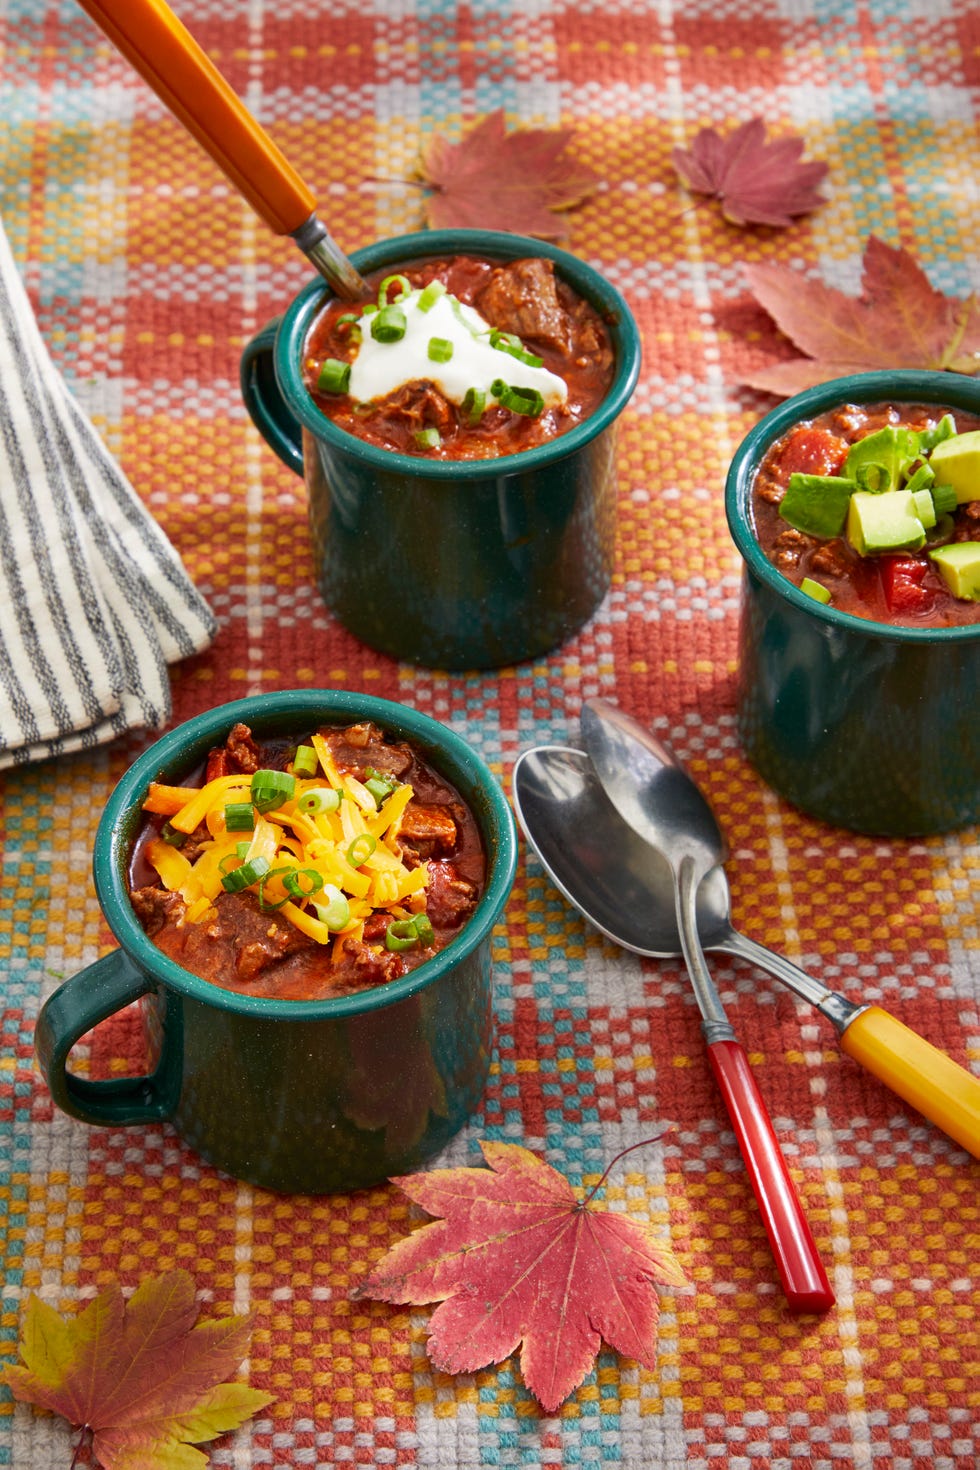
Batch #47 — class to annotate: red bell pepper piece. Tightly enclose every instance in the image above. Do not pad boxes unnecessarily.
[773,426,850,479]
[879,556,934,614]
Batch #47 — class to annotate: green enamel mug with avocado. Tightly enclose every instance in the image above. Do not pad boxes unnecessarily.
[240,229,641,670]
[726,370,980,836]
[34,690,518,1195]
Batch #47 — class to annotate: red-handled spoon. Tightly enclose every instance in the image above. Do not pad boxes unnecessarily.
[578,699,834,1313]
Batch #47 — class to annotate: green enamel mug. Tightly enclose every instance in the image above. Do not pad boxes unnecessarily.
[726,370,980,836]
[34,690,518,1194]
[240,229,641,670]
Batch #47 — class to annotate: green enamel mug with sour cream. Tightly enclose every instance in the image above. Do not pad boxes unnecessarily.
[241,230,641,670]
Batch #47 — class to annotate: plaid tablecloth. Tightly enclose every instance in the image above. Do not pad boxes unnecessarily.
[2,1,979,1466]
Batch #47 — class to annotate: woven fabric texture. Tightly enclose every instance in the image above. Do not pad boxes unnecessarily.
[1,1,978,1466]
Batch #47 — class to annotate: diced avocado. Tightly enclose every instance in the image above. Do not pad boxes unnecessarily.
[799,576,832,604]
[779,472,856,538]
[844,426,920,494]
[927,429,980,505]
[928,541,980,600]
[846,490,926,556]
[910,487,937,529]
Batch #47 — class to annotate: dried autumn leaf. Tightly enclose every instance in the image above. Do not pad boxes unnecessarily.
[3,1269,273,1469]
[417,110,598,239]
[742,234,980,395]
[672,116,828,228]
[353,1139,687,1414]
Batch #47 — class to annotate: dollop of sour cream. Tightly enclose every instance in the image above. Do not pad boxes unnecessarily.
[347,286,568,410]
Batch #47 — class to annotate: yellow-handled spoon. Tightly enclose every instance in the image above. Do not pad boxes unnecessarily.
[74,0,368,299]
[513,735,980,1161]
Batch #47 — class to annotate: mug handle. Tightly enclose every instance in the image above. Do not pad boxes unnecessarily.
[35,950,177,1127]
[239,317,304,476]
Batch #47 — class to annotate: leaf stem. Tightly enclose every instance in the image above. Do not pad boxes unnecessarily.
[69,1425,91,1469]
[360,175,429,192]
[579,1127,674,1207]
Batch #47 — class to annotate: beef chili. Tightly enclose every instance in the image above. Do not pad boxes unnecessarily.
[751,401,980,627]
[128,721,486,1001]
[303,254,615,459]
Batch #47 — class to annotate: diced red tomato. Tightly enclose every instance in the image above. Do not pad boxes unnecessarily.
[772,426,850,480]
[879,556,934,614]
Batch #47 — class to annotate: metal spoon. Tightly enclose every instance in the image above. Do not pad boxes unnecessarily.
[566,701,834,1312]
[512,743,980,1161]
[77,0,368,299]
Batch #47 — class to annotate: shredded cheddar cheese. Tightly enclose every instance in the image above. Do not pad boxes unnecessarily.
[142,751,428,946]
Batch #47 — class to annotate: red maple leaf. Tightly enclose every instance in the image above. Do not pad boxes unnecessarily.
[672,116,828,228]
[353,1139,687,1413]
[3,1269,273,1469]
[741,234,980,395]
[417,110,598,238]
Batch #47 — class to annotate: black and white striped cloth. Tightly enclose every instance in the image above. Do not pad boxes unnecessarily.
[0,220,217,770]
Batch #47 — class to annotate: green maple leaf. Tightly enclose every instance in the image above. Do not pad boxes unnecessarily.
[3,1270,273,1469]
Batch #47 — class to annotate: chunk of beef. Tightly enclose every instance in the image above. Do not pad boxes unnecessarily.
[423,860,478,930]
[148,891,317,986]
[397,802,459,859]
[476,258,570,354]
[130,885,185,937]
[369,381,455,441]
[770,527,810,570]
[318,723,414,781]
[809,540,852,578]
[328,935,407,991]
[205,722,262,781]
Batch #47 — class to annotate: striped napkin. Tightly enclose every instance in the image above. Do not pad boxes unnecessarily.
[0,219,217,771]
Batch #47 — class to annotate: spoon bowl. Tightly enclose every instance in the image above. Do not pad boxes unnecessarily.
[512,739,980,1163]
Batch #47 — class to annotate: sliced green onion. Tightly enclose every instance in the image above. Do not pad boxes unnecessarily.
[257,865,292,910]
[312,884,350,931]
[800,577,832,604]
[364,767,399,806]
[221,855,271,893]
[283,868,324,899]
[413,914,435,947]
[235,842,251,859]
[489,329,523,351]
[336,311,360,328]
[904,462,935,494]
[384,913,435,952]
[415,427,441,450]
[361,303,378,317]
[377,273,412,306]
[159,821,186,848]
[371,305,407,343]
[491,380,545,418]
[451,297,481,337]
[921,414,956,453]
[489,328,542,367]
[298,786,342,815]
[291,744,318,776]
[854,461,889,493]
[317,358,351,394]
[428,336,454,363]
[223,802,255,832]
[250,769,296,813]
[461,387,486,425]
[385,918,421,952]
[417,279,447,312]
[346,833,377,868]
[931,481,959,516]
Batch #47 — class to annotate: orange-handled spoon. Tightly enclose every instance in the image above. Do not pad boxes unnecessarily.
[75,0,368,298]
